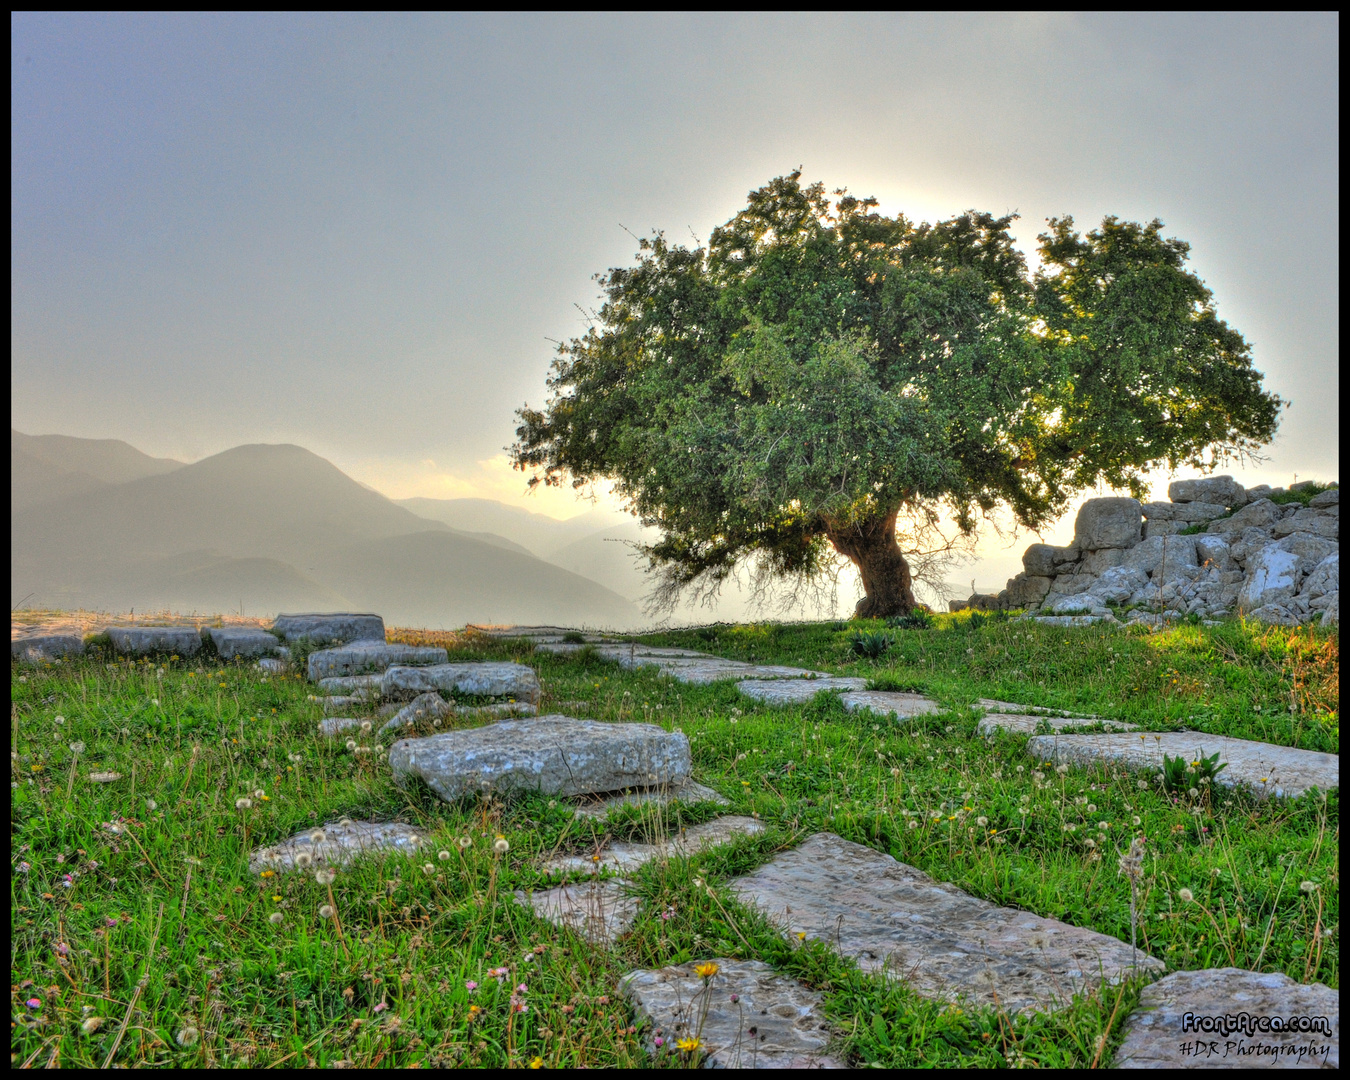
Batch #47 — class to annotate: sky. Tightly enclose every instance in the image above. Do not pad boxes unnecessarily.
[11,13,1340,595]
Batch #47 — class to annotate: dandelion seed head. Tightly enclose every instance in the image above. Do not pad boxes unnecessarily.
[310,829,327,844]
[1300,880,1318,893]
[269,912,284,925]
[1178,888,1194,903]
[346,740,357,752]
[360,721,372,734]
[69,741,86,755]
[316,869,336,885]
[235,797,252,810]
[253,788,265,799]
[423,863,435,875]
[176,1026,200,1047]
[295,852,313,869]
[493,837,510,855]
[319,904,335,918]
[457,836,472,850]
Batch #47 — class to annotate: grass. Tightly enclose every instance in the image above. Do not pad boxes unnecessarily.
[10,613,1338,1067]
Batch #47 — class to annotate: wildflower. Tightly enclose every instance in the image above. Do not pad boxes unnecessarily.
[423,863,435,875]
[235,797,253,810]
[1188,787,1199,798]
[890,767,900,777]
[530,1059,543,1069]
[1098,821,1109,831]
[373,1002,388,1013]
[457,836,472,850]
[465,980,478,992]
[439,850,451,861]
[1084,838,1096,849]
[346,740,357,752]
[1178,888,1194,903]
[81,1016,103,1034]
[146,798,157,811]
[907,819,918,829]
[316,869,337,885]
[295,852,313,869]
[694,961,719,979]
[796,932,806,942]
[1055,764,1069,775]
[654,1037,664,1047]
[176,1026,200,1047]
[677,1037,703,1053]
[360,721,373,734]
[253,788,265,799]
[319,904,336,918]
[54,715,65,725]
[26,997,41,1009]
[310,829,328,844]
[1137,779,1148,790]
[1132,816,1142,827]
[493,837,510,855]
[976,816,988,827]
[269,912,284,925]
[1300,881,1318,894]
[259,869,275,879]
[1086,804,1096,813]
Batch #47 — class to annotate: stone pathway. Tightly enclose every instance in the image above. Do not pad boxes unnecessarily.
[307,642,448,680]
[515,878,640,946]
[382,661,542,706]
[1027,731,1339,800]
[542,816,765,876]
[621,958,844,1069]
[249,820,426,874]
[571,778,728,820]
[729,833,1163,1016]
[1113,967,1339,1068]
[979,713,1137,735]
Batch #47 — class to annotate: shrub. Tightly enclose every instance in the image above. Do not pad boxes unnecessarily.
[848,629,893,659]
[887,609,933,631]
[1160,749,1228,794]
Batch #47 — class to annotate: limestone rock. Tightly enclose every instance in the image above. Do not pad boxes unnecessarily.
[1073,497,1142,551]
[1006,573,1052,607]
[1022,544,1059,577]
[1027,614,1119,628]
[317,674,384,694]
[318,716,369,737]
[381,661,542,705]
[1309,488,1340,508]
[107,626,202,657]
[1300,553,1339,608]
[1121,535,1198,577]
[1142,519,1187,539]
[839,690,943,719]
[626,656,830,684]
[1047,573,1099,596]
[1026,731,1339,800]
[571,778,729,820]
[249,820,426,874]
[533,642,709,660]
[1087,566,1149,604]
[378,691,452,735]
[1047,593,1111,616]
[979,714,1135,735]
[735,677,868,706]
[389,715,690,801]
[730,833,1161,1015]
[1207,498,1280,538]
[542,816,764,875]
[307,643,448,681]
[1193,534,1233,570]
[1114,967,1338,1069]
[1272,507,1339,541]
[1247,604,1300,626]
[621,958,842,1069]
[1168,475,1247,507]
[272,612,384,645]
[1079,548,1127,574]
[256,657,289,674]
[517,878,640,946]
[11,634,85,662]
[1321,594,1339,627]
[1239,545,1302,610]
[209,627,286,660]
[1171,501,1229,523]
[1275,533,1338,575]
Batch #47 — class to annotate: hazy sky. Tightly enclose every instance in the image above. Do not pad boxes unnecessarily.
[11,13,1340,588]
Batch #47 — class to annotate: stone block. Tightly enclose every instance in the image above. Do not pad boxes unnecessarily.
[1206,498,1280,538]
[1086,565,1148,604]
[838,690,943,719]
[517,878,640,946]
[730,833,1161,1015]
[11,634,85,662]
[107,626,203,657]
[388,715,691,800]
[1079,548,1127,575]
[249,820,427,874]
[307,643,448,681]
[1193,534,1232,570]
[1299,553,1339,605]
[621,958,842,1069]
[1276,532,1338,574]
[1006,573,1052,607]
[272,612,385,645]
[1141,520,1186,539]
[1168,500,1228,523]
[1273,508,1339,540]
[1073,497,1142,551]
[571,778,728,820]
[381,661,541,705]
[1029,614,1119,627]
[317,674,384,694]
[736,677,867,706]
[209,627,285,660]
[1167,475,1247,507]
[979,713,1134,735]
[1239,544,1302,610]
[1022,543,1059,577]
[1047,593,1110,616]
[1047,573,1098,596]
[378,692,452,735]
[1121,534,1198,577]
[1309,488,1340,508]
[1027,731,1339,800]
[542,816,764,875]
[1114,968,1338,1068]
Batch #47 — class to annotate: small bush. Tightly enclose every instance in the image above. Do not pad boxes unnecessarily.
[1160,749,1228,794]
[562,631,587,644]
[887,609,933,631]
[848,629,893,659]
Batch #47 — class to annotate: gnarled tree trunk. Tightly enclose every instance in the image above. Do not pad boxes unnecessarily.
[824,507,919,619]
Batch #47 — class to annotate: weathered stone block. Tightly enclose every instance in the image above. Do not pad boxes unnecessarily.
[839,690,943,719]
[1006,573,1052,607]
[1022,543,1059,577]
[1309,488,1340,508]
[1079,547,1127,575]
[209,627,285,660]
[1167,475,1247,507]
[1047,593,1111,615]
[1239,544,1302,610]
[1206,498,1280,538]
[107,626,202,657]
[1114,968,1338,1068]
[736,677,867,706]
[11,634,85,662]
[730,833,1161,1015]
[381,661,541,705]
[1073,497,1142,551]
[1168,500,1229,523]
[621,958,843,1069]
[307,643,448,681]
[388,715,691,800]
[272,612,385,645]
[1141,520,1186,539]
[249,820,427,874]
[1027,731,1339,800]
[517,878,640,946]
[1273,507,1339,540]
[1193,534,1232,570]
[542,816,764,875]
[570,778,728,820]
[1086,565,1148,604]
[1121,534,1198,577]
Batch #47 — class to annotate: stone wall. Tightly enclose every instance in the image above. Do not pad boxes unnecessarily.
[953,477,1339,627]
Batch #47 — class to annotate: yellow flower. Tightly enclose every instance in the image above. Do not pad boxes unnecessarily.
[260,869,275,878]
[529,1058,543,1069]
[796,931,807,941]
[677,1037,702,1052]
[694,961,719,979]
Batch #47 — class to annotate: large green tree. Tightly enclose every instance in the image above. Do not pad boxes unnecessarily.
[511,173,1282,617]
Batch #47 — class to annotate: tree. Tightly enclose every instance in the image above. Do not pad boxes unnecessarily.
[511,173,1283,617]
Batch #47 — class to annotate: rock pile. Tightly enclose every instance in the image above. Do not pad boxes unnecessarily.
[961,478,1338,626]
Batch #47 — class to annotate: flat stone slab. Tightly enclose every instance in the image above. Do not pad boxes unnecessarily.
[1114,967,1338,1069]
[543,816,764,876]
[319,693,373,714]
[516,878,640,946]
[307,643,448,681]
[621,958,843,1069]
[736,677,868,705]
[11,634,85,662]
[534,643,711,659]
[472,624,617,643]
[730,833,1162,1015]
[1026,732,1340,800]
[646,658,832,685]
[571,778,729,820]
[272,612,385,645]
[979,714,1136,736]
[256,657,288,673]
[249,820,427,874]
[1023,614,1120,628]
[377,691,451,735]
[107,626,202,657]
[978,699,1097,717]
[389,715,691,801]
[839,690,943,719]
[318,716,371,738]
[382,661,543,705]
[208,627,285,660]
[317,674,385,694]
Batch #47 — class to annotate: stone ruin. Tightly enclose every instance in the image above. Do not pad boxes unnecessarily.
[954,477,1338,627]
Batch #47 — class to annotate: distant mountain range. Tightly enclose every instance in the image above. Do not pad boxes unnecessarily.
[11,430,642,628]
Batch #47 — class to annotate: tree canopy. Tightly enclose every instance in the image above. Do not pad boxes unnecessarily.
[511,173,1283,615]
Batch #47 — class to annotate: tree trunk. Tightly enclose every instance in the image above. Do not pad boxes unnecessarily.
[825,507,919,619]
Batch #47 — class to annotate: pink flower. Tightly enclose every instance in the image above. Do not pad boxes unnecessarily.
[465,981,479,992]
[516,983,528,994]
[373,1002,388,1013]
[26,998,41,1009]
[654,1037,664,1047]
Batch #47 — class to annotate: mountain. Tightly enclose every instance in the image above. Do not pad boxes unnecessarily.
[395,496,620,559]
[12,441,641,628]
[12,429,186,512]
[545,523,655,602]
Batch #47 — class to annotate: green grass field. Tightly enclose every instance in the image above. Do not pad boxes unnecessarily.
[10,614,1338,1067]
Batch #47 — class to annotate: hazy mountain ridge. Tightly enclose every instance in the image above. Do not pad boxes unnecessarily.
[12,436,640,628]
